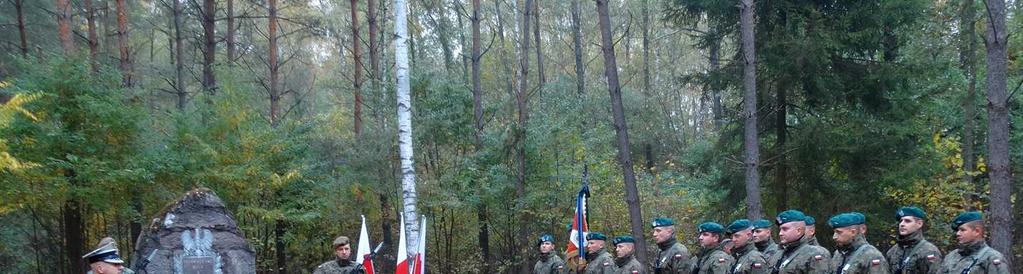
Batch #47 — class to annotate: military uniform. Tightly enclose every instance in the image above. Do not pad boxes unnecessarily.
[938,241,1010,274]
[615,254,645,274]
[805,216,821,247]
[886,207,941,274]
[726,219,769,274]
[937,211,1010,274]
[652,218,692,274]
[752,219,781,261]
[586,248,618,274]
[768,210,830,274]
[535,253,567,274]
[885,231,940,274]
[313,259,362,274]
[829,236,888,274]
[690,244,734,274]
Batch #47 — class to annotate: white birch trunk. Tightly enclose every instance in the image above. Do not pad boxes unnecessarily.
[393,0,420,260]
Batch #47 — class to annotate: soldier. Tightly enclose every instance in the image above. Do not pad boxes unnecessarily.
[720,239,734,255]
[827,212,888,274]
[804,216,820,246]
[885,207,941,274]
[85,238,136,274]
[690,222,734,274]
[535,234,567,274]
[613,235,645,274]
[751,219,781,260]
[767,210,830,274]
[585,232,617,274]
[651,217,692,274]
[938,211,1010,274]
[83,240,126,274]
[727,219,769,274]
[313,236,362,274]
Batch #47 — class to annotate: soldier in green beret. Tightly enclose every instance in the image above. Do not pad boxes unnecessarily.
[727,219,769,274]
[613,236,645,274]
[938,211,1010,274]
[535,234,567,274]
[585,232,617,274]
[751,219,781,260]
[651,217,692,274]
[767,210,830,274]
[804,216,821,246]
[828,212,888,274]
[313,236,362,274]
[885,207,941,274]
[690,222,734,274]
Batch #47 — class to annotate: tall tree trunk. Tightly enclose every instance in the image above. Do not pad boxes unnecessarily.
[981,0,1014,266]
[275,219,286,274]
[394,0,421,259]
[369,0,381,91]
[456,0,470,83]
[571,0,584,95]
[774,86,787,212]
[173,0,186,110]
[116,0,132,87]
[533,0,545,88]
[201,0,217,96]
[227,0,236,65]
[495,0,514,99]
[57,0,74,54]
[352,0,364,136]
[268,0,281,125]
[85,0,99,72]
[64,200,85,274]
[470,0,490,272]
[740,0,763,220]
[709,37,723,129]
[959,0,978,187]
[516,0,533,271]
[15,0,28,57]
[595,0,648,264]
[641,0,651,95]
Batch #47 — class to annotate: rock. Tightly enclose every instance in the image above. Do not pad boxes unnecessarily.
[131,188,255,274]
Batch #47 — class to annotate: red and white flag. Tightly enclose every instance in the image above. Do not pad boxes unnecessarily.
[395,216,409,274]
[411,216,426,274]
[356,215,375,274]
[565,184,590,270]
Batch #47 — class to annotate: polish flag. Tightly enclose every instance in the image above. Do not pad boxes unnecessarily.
[395,216,409,274]
[565,183,590,271]
[356,215,375,274]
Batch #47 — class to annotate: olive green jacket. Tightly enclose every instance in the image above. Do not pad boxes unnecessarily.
[313,259,363,274]
[829,235,889,274]
[655,238,692,274]
[768,236,830,274]
[938,241,1010,274]
[535,252,567,274]
[690,243,735,274]
[616,254,646,274]
[757,239,782,263]
[731,243,770,274]
[586,248,618,274]
[885,231,941,274]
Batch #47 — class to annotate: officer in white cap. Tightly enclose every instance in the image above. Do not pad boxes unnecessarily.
[82,240,125,274]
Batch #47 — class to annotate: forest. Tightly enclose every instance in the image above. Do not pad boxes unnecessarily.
[0,0,1020,273]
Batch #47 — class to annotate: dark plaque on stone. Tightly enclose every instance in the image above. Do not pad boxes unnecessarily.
[131,188,255,274]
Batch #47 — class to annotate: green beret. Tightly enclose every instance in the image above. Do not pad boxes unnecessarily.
[896,207,927,221]
[752,219,773,229]
[727,219,753,234]
[651,217,675,228]
[698,222,725,234]
[538,234,555,246]
[828,212,866,228]
[805,216,816,226]
[952,211,982,230]
[586,232,607,241]
[612,235,635,245]
[776,210,807,225]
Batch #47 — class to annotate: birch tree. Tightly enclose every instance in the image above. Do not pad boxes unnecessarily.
[394,0,420,259]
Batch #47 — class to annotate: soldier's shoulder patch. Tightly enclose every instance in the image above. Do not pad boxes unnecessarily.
[871,259,881,266]
[926,254,937,261]
[632,271,639,274]
[752,263,763,269]
[993,259,1002,265]
[718,258,726,264]
[813,255,824,261]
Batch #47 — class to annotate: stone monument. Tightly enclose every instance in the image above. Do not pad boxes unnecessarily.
[131,188,255,274]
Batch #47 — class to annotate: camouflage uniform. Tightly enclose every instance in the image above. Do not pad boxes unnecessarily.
[655,238,692,274]
[768,236,830,274]
[938,241,1010,274]
[829,235,889,274]
[313,259,362,274]
[586,248,617,274]
[885,231,940,274]
[689,244,734,274]
[535,252,567,274]
[731,241,769,274]
[756,239,781,262]
[615,253,645,274]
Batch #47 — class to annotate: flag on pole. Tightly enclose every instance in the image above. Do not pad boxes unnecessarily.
[565,171,591,271]
[395,216,409,274]
[411,216,426,274]
[357,215,376,274]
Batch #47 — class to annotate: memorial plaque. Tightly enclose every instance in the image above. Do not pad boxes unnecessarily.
[182,256,216,274]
